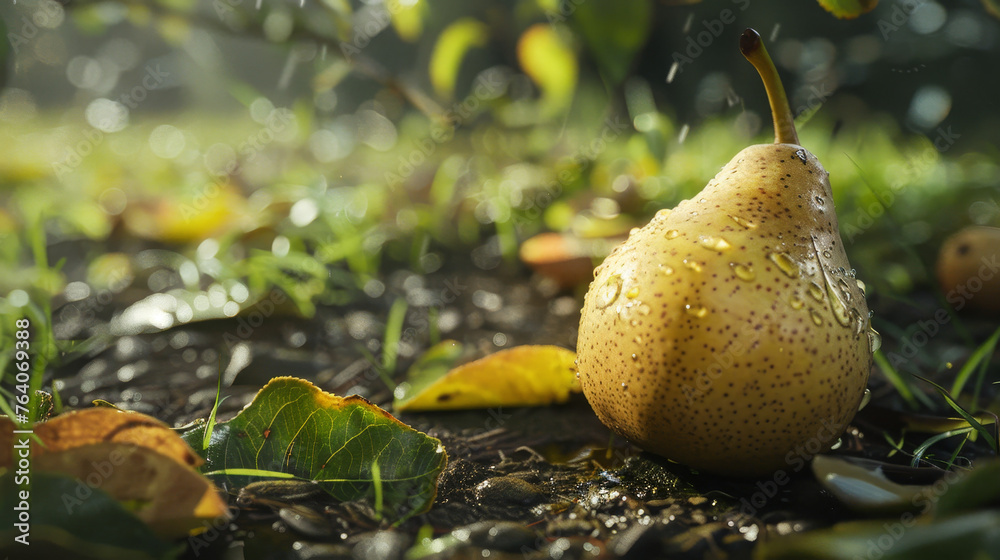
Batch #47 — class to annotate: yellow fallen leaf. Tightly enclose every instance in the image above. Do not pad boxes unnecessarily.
[34,442,229,538]
[0,407,201,468]
[1,408,225,538]
[395,345,579,412]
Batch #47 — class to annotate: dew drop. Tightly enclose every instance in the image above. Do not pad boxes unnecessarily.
[621,382,629,391]
[665,229,680,239]
[814,195,825,206]
[822,250,832,259]
[699,235,732,252]
[685,304,708,318]
[810,309,824,326]
[850,308,865,335]
[629,227,641,236]
[636,303,651,316]
[808,282,824,302]
[856,279,867,296]
[858,388,871,411]
[868,328,882,353]
[731,263,756,281]
[837,278,853,302]
[595,275,623,308]
[634,335,643,344]
[655,208,671,220]
[768,252,799,278]
[575,371,581,379]
[682,259,703,273]
[630,353,638,362]
[626,286,640,299]
[659,264,675,276]
[794,149,807,163]
[729,215,758,229]
[789,295,805,310]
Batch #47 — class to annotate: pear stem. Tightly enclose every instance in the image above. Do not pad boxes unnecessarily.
[740,28,799,146]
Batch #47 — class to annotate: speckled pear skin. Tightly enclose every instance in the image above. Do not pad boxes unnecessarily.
[576,143,875,477]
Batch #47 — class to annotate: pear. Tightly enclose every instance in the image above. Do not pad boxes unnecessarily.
[576,29,877,477]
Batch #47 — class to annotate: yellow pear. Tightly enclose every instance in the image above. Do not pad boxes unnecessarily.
[576,29,878,477]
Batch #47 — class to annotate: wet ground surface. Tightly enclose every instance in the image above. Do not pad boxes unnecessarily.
[42,255,999,559]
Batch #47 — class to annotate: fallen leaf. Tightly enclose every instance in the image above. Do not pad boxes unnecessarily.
[34,442,228,538]
[816,0,878,19]
[394,345,579,412]
[181,376,447,522]
[519,232,623,289]
[0,471,178,560]
[0,409,226,539]
[0,408,201,468]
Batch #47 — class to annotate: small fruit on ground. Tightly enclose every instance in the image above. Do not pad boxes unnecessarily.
[576,29,876,477]
[936,226,1000,313]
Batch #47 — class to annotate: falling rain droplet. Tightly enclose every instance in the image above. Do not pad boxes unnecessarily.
[596,275,623,308]
[665,229,680,239]
[789,295,805,310]
[768,252,799,278]
[685,304,708,318]
[659,264,675,276]
[808,282,825,302]
[868,328,882,353]
[731,263,756,281]
[626,286,640,299]
[729,215,758,229]
[699,235,732,252]
[810,309,824,326]
[683,259,703,273]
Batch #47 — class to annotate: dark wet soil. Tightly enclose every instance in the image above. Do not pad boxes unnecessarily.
[42,254,1000,560]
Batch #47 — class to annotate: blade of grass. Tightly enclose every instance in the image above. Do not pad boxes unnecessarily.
[874,350,919,409]
[950,325,1000,400]
[915,374,999,453]
[203,357,228,451]
[910,427,972,467]
[372,459,383,521]
[382,298,408,376]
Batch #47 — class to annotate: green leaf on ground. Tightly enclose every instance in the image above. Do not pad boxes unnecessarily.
[181,376,447,522]
[394,344,579,412]
[0,471,179,560]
